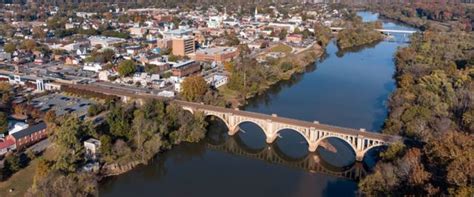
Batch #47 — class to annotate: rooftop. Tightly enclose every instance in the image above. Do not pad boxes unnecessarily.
[11,122,46,140]
[196,47,237,55]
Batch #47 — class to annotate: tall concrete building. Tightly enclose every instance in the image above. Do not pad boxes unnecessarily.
[172,36,195,56]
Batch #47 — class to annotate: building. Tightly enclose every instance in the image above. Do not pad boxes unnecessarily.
[172,36,195,56]
[83,62,103,73]
[0,137,15,155]
[171,60,201,77]
[7,122,48,151]
[286,34,304,44]
[129,27,148,38]
[163,28,193,39]
[195,47,239,63]
[84,138,101,161]
[88,36,126,49]
[205,74,228,88]
[157,39,172,49]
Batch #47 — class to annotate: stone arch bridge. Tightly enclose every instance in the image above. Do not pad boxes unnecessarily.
[176,100,402,162]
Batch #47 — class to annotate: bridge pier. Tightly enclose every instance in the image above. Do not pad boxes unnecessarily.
[265,134,278,144]
[308,143,317,152]
[355,152,364,162]
[228,126,239,136]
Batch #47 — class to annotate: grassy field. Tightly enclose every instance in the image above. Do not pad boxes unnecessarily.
[270,44,293,54]
[0,145,57,197]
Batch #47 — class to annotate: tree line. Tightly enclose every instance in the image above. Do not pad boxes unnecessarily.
[359,31,473,196]
[28,99,208,196]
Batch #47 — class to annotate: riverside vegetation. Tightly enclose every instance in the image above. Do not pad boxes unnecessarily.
[368,2,472,32]
[359,31,474,196]
[336,12,384,50]
[25,99,208,196]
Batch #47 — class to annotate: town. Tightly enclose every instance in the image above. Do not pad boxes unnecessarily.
[0,0,472,197]
[0,2,348,195]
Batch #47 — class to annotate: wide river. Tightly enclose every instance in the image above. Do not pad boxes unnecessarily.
[100,12,416,196]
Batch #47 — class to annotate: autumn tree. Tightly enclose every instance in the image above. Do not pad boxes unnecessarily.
[3,42,16,53]
[22,39,37,51]
[117,60,137,77]
[180,76,209,102]
[0,112,8,135]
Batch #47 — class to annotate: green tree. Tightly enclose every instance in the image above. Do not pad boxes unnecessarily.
[117,60,137,77]
[52,116,86,173]
[180,76,209,102]
[106,104,133,140]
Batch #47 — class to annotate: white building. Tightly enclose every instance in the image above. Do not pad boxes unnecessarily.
[88,36,126,49]
[84,138,101,161]
[205,74,228,88]
[83,62,103,73]
[157,90,175,97]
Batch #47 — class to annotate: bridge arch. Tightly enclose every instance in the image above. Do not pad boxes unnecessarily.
[359,143,387,160]
[273,127,311,145]
[204,114,231,131]
[182,107,195,114]
[313,135,357,155]
[232,119,269,137]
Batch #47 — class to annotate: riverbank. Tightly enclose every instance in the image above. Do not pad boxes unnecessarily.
[219,43,324,107]
[359,30,473,196]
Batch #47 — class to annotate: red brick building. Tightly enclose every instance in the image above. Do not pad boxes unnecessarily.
[9,122,47,150]
[286,34,304,44]
[195,47,239,63]
[172,60,201,77]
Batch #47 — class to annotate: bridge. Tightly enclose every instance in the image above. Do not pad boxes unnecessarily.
[207,135,367,180]
[176,100,402,161]
[330,27,417,34]
[59,83,402,162]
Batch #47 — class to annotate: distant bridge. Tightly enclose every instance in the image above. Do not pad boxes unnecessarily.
[330,27,417,34]
[176,100,402,161]
[207,135,367,180]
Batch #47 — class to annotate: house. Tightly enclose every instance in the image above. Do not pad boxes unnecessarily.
[83,62,103,73]
[65,56,81,65]
[126,46,142,55]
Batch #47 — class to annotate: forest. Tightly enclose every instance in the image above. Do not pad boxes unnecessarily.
[25,99,208,196]
[369,2,473,31]
[359,31,474,196]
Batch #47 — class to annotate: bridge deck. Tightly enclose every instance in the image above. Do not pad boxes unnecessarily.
[60,83,401,143]
[174,100,401,142]
[330,27,417,34]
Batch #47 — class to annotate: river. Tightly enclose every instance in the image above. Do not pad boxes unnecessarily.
[100,12,417,197]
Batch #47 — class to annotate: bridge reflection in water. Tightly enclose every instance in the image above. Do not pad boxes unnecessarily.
[205,129,367,181]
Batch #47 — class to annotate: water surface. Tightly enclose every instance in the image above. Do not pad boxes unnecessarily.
[100,12,416,197]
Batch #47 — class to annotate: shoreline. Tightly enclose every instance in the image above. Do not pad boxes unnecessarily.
[224,43,324,108]
[95,43,326,182]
